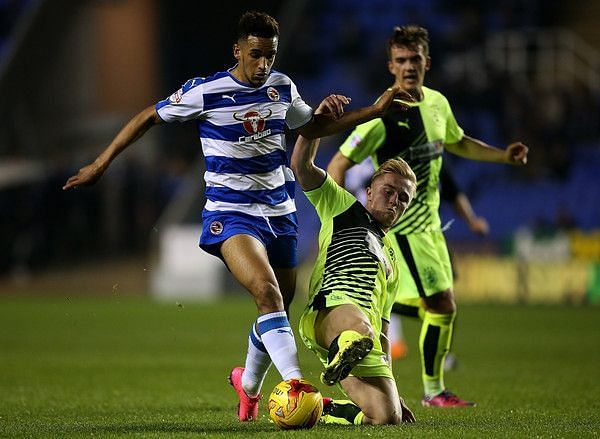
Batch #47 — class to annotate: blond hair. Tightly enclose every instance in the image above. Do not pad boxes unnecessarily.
[370,158,417,198]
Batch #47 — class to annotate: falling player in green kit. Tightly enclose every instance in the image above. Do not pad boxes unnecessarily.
[292,128,417,424]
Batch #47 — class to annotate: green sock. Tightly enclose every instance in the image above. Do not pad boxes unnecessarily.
[322,399,364,425]
[420,311,456,397]
[391,303,426,320]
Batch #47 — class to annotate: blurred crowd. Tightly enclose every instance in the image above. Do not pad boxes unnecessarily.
[282,0,600,248]
[0,0,599,277]
[286,0,600,176]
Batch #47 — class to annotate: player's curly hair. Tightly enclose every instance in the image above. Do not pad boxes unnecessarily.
[370,158,417,199]
[387,25,429,58]
[237,11,279,41]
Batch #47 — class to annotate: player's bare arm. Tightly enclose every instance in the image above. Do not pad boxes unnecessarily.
[453,193,489,236]
[62,105,163,190]
[292,89,409,190]
[298,85,407,139]
[291,136,326,192]
[327,152,356,187]
[324,90,414,186]
[445,135,529,165]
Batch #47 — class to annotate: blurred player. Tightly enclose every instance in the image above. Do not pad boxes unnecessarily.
[291,129,416,425]
[389,161,489,365]
[439,162,490,237]
[62,11,404,421]
[343,160,489,362]
[327,25,528,407]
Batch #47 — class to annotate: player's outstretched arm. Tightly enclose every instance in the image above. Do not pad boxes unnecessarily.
[441,162,489,235]
[297,85,409,140]
[445,135,528,165]
[327,152,356,188]
[291,135,326,192]
[324,90,413,187]
[62,105,163,190]
[453,193,489,236]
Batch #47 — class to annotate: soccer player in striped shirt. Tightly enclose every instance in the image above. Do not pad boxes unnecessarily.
[291,123,417,424]
[63,11,404,421]
[328,25,528,407]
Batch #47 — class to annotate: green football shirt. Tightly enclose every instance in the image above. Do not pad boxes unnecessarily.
[340,86,464,234]
[303,174,399,328]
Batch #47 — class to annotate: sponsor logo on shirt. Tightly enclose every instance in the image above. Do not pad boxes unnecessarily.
[221,93,236,103]
[233,109,273,142]
[209,221,223,235]
[267,87,280,102]
[407,140,443,162]
[397,119,410,129]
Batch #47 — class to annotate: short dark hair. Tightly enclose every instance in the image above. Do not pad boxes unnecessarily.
[387,25,429,59]
[237,11,279,41]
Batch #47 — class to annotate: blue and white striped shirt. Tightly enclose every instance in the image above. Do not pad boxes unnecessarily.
[156,69,313,217]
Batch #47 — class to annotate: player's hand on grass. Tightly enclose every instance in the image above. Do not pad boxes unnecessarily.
[399,397,416,423]
[505,141,529,165]
[315,94,352,119]
[62,160,108,190]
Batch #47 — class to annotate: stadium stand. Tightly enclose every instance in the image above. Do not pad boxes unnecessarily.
[0,1,597,302]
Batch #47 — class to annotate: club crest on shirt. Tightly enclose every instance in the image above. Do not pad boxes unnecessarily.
[388,247,396,262]
[267,86,280,102]
[209,221,223,235]
[423,266,437,288]
[233,109,273,142]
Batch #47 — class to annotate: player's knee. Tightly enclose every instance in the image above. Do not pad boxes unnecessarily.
[378,409,402,425]
[364,408,402,425]
[424,290,456,314]
[250,279,284,311]
[385,411,403,425]
[357,320,375,340]
[342,310,375,339]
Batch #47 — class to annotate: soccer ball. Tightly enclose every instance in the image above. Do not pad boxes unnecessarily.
[267,378,323,429]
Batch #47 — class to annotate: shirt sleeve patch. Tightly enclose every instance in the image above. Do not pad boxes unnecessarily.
[347,133,363,150]
[169,88,183,104]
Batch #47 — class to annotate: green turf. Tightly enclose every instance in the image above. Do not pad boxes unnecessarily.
[0,296,599,438]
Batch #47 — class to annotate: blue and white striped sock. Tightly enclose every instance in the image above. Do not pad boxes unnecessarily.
[242,323,272,397]
[257,311,302,381]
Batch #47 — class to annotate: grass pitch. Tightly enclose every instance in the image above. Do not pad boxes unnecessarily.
[0,295,598,438]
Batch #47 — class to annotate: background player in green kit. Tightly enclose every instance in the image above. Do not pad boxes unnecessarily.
[328,25,529,407]
[291,119,417,425]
